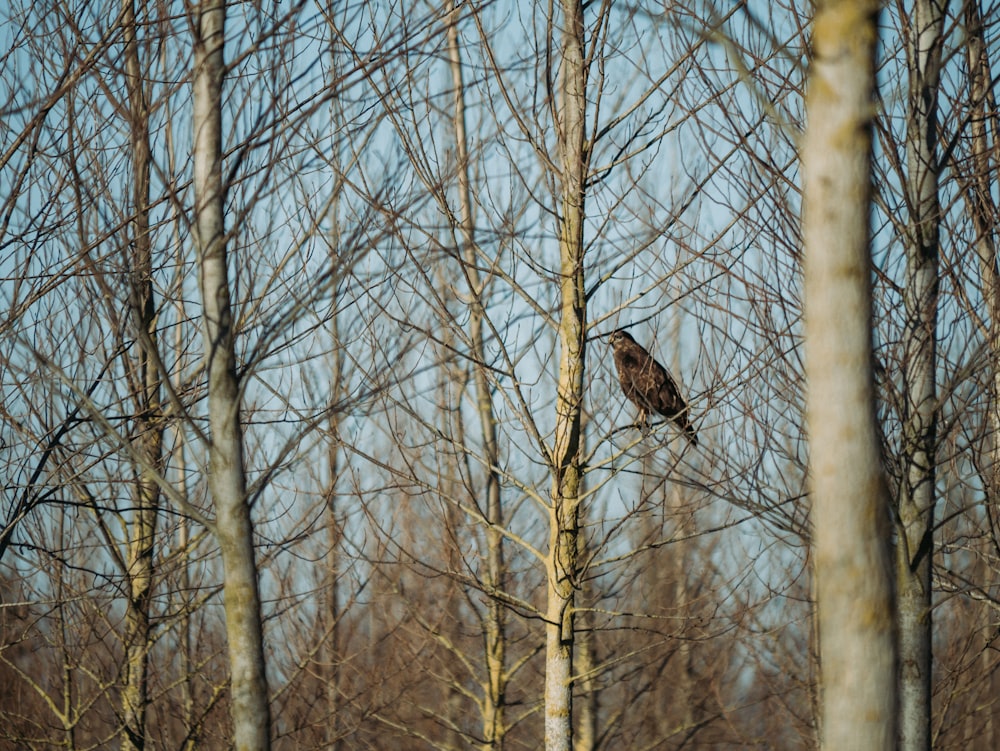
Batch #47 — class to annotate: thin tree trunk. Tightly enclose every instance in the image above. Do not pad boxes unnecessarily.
[964,0,1000,470]
[965,2,1000,746]
[192,3,271,749]
[57,508,77,750]
[322,21,348,749]
[802,1,897,748]
[897,2,944,748]
[572,594,597,751]
[666,317,696,739]
[322,233,345,751]
[670,484,696,738]
[122,1,161,747]
[323,416,342,751]
[445,10,508,749]
[546,2,588,749]
[168,123,198,750]
[322,291,343,750]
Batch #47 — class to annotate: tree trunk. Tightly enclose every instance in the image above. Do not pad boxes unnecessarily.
[323,429,342,751]
[192,2,272,749]
[445,11,508,749]
[964,2,1000,746]
[572,594,597,751]
[322,316,343,751]
[897,2,943,748]
[545,2,588,749]
[122,1,161,747]
[802,1,897,748]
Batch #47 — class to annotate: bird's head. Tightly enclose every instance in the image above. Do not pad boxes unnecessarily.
[609,329,635,348]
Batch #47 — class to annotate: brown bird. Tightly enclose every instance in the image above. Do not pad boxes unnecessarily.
[609,329,697,445]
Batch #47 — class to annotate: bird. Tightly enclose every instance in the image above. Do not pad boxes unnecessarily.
[609,329,697,445]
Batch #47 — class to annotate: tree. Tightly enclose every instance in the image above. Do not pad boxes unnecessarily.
[191,1,270,748]
[543,2,589,749]
[121,2,164,747]
[895,1,945,748]
[445,7,509,747]
[802,0,897,748]
[951,1,1000,745]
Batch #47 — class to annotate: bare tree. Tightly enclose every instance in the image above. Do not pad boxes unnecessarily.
[120,2,165,748]
[951,0,1000,745]
[893,3,945,749]
[802,0,896,748]
[191,1,270,747]
[543,2,589,749]
[444,8,509,747]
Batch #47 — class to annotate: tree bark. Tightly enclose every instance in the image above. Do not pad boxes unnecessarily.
[964,0,1000,470]
[122,1,161,747]
[545,2,588,749]
[897,2,943,748]
[192,2,272,749]
[964,2,1000,746]
[323,402,343,751]
[802,1,897,748]
[322,30,345,751]
[445,11,508,749]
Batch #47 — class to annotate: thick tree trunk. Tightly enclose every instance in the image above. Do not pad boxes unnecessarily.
[802,1,897,748]
[545,2,588,749]
[192,3,272,749]
[897,2,943,748]
[122,1,161,748]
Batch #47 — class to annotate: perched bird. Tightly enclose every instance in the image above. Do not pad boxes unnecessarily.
[609,329,697,445]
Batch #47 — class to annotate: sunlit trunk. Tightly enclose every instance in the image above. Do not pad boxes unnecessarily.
[545,2,588,749]
[192,2,271,749]
[802,1,896,747]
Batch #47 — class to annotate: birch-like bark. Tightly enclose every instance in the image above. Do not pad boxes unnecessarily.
[192,2,271,749]
[802,1,896,748]
[545,2,588,749]
[122,1,161,747]
[897,2,944,749]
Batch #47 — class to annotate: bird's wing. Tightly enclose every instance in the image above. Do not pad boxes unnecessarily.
[653,365,686,416]
[619,347,666,411]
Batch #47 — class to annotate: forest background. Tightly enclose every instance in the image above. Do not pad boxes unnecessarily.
[0,0,998,749]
